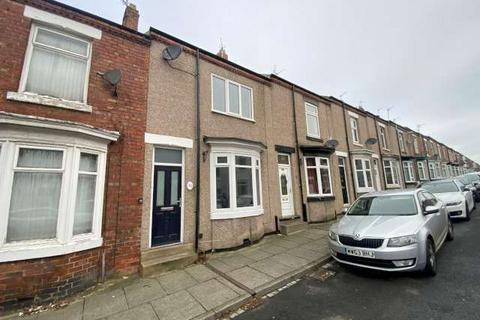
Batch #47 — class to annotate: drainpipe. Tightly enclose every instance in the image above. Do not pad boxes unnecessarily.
[373,116,387,189]
[340,100,357,198]
[291,85,308,222]
[394,124,407,188]
[194,48,201,253]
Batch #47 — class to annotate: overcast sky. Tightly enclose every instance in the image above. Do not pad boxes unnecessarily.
[60,0,480,162]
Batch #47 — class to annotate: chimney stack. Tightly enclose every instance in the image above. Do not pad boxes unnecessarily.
[122,3,139,31]
[217,47,228,60]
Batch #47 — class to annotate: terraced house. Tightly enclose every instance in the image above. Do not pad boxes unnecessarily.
[0,0,478,314]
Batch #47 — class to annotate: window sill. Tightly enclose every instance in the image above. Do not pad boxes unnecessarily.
[383,148,391,152]
[307,195,335,202]
[357,187,375,193]
[306,136,323,143]
[211,208,264,220]
[353,142,364,147]
[211,109,255,123]
[0,236,102,262]
[7,91,92,113]
[386,184,401,189]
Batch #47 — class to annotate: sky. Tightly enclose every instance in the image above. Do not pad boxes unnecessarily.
[59,0,480,162]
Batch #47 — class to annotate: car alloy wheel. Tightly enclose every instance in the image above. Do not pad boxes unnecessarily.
[424,239,437,276]
[447,219,454,241]
[466,201,471,221]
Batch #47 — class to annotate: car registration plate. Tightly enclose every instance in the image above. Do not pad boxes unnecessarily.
[345,248,375,258]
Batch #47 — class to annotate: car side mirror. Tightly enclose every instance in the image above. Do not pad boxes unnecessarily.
[423,205,439,215]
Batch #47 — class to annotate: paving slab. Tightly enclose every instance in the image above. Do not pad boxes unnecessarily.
[37,301,83,320]
[226,267,273,291]
[257,244,287,255]
[184,264,217,282]
[83,288,128,320]
[269,253,310,269]
[187,279,239,311]
[206,258,238,273]
[288,247,325,262]
[272,239,299,249]
[249,259,295,278]
[300,240,329,252]
[105,304,158,320]
[150,290,205,320]
[285,235,312,245]
[213,254,255,270]
[301,229,328,240]
[123,278,166,307]
[239,248,272,261]
[156,270,198,294]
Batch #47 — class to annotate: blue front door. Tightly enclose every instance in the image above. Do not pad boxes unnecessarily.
[152,165,181,246]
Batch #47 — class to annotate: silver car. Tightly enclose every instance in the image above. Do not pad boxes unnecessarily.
[421,179,475,220]
[329,189,453,276]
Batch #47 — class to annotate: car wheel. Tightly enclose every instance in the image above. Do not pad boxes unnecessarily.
[466,201,471,221]
[423,239,437,276]
[446,219,454,241]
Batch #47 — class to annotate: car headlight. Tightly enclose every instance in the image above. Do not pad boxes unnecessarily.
[328,230,338,242]
[446,201,462,206]
[387,235,417,247]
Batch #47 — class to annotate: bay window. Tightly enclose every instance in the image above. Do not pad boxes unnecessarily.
[211,148,262,219]
[384,159,400,187]
[304,156,333,197]
[354,158,373,193]
[211,74,254,121]
[402,161,415,183]
[0,112,117,262]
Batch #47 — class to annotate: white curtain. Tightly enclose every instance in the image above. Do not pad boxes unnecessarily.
[73,153,98,235]
[7,172,62,242]
[26,28,88,102]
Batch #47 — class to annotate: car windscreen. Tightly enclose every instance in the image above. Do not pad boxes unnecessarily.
[422,181,459,193]
[347,195,418,216]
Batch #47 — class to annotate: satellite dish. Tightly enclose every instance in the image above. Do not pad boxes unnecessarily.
[365,138,377,145]
[162,45,182,61]
[325,139,339,148]
[100,69,122,97]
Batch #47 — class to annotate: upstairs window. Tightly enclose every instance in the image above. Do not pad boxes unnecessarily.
[413,135,419,154]
[211,74,253,120]
[22,25,92,103]
[379,125,388,149]
[398,132,405,152]
[305,103,320,138]
[350,117,360,144]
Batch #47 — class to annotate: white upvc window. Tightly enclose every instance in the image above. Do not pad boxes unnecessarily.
[442,163,448,178]
[211,74,254,121]
[428,162,436,179]
[424,139,430,156]
[350,117,360,144]
[20,24,92,104]
[398,131,405,152]
[0,141,107,262]
[417,161,427,180]
[353,158,373,193]
[413,135,419,154]
[379,124,388,150]
[383,159,400,187]
[402,161,415,183]
[210,147,262,219]
[304,156,333,197]
[305,102,320,138]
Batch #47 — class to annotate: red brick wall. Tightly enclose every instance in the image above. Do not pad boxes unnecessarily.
[0,0,149,312]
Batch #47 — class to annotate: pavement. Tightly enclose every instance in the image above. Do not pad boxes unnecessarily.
[236,207,480,320]
[6,227,330,320]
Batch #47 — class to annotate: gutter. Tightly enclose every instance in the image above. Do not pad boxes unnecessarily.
[194,49,201,253]
[291,85,308,222]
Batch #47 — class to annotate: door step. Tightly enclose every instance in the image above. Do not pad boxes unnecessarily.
[279,218,308,235]
[140,243,197,277]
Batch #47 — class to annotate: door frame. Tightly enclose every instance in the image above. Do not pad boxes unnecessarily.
[149,146,185,248]
[277,153,295,218]
[337,156,350,205]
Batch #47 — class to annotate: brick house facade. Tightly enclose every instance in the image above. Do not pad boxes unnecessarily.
[0,0,149,312]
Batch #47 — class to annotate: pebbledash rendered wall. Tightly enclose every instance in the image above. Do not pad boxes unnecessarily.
[0,0,149,312]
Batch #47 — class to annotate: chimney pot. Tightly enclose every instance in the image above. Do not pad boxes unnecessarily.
[122,3,139,31]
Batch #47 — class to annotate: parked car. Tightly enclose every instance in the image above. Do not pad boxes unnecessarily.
[458,173,480,202]
[328,189,453,276]
[421,179,475,220]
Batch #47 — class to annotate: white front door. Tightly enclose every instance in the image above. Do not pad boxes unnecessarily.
[278,154,294,218]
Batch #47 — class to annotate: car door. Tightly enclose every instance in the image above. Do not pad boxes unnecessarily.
[421,191,444,244]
